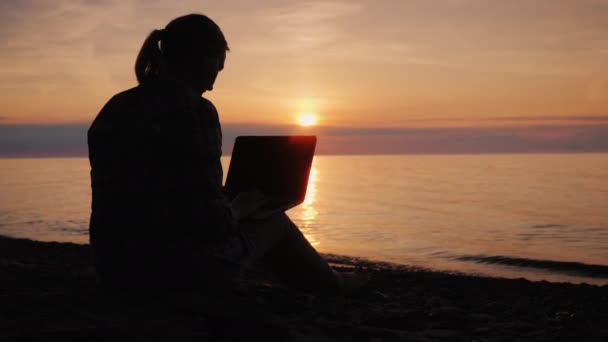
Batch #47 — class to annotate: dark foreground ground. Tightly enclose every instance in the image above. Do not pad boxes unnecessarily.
[1,235,607,341]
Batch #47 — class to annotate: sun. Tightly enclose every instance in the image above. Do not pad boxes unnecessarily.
[297,112,318,127]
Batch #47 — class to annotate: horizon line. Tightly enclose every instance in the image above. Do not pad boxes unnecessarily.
[2,123,607,157]
[2,151,608,160]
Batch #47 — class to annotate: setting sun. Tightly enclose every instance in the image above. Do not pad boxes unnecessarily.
[297,113,318,127]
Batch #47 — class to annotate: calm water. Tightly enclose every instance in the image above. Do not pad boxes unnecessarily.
[0,155,607,285]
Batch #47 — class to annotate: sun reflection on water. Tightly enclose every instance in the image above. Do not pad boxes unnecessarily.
[300,164,319,246]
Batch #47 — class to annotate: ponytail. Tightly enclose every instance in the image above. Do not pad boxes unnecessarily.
[134,29,164,84]
[134,15,229,84]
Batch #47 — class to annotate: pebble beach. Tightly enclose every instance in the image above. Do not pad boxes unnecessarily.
[1,235,607,341]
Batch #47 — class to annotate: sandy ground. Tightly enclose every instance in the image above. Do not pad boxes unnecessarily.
[1,235,607,341]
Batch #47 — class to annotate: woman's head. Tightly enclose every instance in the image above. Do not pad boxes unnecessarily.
[135,14,229,93]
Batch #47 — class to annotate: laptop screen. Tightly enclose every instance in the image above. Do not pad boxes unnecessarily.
[224,136,317,203]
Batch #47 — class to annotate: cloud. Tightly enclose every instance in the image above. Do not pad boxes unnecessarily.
[231,0,608,78]
[396,115,608,124]
[238,1,363,53]
[312,125,608,155]
[1,1,607,124]
[258,1,363,24]
[0,124,88,157]
[2,122,607,158]
[497,115,608,122]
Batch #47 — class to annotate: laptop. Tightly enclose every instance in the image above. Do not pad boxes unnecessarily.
[224,136,317,219]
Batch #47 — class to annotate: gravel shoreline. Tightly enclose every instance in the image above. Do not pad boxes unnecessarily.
[1,235,606,341]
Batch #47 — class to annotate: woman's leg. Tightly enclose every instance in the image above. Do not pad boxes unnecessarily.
[239,212,341,295]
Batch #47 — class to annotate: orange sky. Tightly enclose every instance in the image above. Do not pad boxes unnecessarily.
[0,0,607,129]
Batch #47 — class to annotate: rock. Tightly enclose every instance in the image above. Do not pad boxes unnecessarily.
[424,328,462,340]
[429,306,465,319]
[469,313,496,323]
[482,301,509,313]
[508,321,536,333]
[472,326,493,335]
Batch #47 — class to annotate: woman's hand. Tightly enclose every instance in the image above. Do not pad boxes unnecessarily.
[231,191,268,220]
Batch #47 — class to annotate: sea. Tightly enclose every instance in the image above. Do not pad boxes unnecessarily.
[1,154,607,285]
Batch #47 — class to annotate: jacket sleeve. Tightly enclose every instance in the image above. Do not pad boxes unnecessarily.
[173,94,239,242]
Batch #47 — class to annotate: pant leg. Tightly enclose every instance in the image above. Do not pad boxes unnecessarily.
[239,212,341,296]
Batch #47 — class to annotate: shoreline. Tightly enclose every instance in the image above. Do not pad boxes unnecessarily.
[1,235,607,341]
[3,232,606,286]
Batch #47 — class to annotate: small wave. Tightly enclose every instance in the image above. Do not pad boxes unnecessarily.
[55,227,88,233]
[581,227,608,232]
[0,220,45,226]
[454,254,608,278]
[532,224,566,229]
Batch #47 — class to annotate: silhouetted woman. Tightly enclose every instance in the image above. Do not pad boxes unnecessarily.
[88,14,348,295]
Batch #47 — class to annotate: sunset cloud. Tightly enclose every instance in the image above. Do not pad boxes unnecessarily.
[2,122,607,158]
[0,0,606,135]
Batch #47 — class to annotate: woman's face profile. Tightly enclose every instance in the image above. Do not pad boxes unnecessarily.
[191,51,226,93]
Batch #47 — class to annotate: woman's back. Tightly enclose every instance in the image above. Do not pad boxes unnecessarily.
[88,79,227,289]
